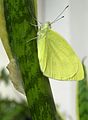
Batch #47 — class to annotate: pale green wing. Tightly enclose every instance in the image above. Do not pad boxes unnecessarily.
[37,35,47,72]
[38,29,84,80]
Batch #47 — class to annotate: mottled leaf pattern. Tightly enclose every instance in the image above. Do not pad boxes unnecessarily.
[3,0,63,119]
[77,60,88,120]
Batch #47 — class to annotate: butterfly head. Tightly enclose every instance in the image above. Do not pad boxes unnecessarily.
[38,22,51,34]
[38,22,51,38]
[44,22,51,28]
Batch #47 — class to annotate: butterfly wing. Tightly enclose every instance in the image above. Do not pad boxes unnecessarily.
[37,29,84,80]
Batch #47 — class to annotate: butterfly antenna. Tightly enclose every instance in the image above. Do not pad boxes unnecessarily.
[51,16,64,24]
[51,5,69,24]
[26,36,38,43]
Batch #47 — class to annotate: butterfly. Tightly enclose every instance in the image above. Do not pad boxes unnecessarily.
[37,22,84,80]
[37,6,84,80]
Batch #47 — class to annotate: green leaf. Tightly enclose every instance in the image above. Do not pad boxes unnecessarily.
[76,58,88,120]
[3,0,63,119]
[0,99,31,120]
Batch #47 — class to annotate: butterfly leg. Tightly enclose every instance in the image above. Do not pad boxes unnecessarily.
[26,36,38,43]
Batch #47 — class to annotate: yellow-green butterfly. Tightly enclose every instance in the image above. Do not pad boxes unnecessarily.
[37,6,84,81]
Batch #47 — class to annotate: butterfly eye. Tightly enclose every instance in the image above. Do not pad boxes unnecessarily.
[48,22,51,28]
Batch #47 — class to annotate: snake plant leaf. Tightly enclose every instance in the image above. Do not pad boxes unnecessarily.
[76,59,88,120]
[3,0,63,119]
[0,100,32,120]
[0,0,13,60]
[0,0,25,94]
